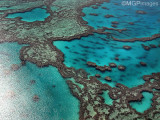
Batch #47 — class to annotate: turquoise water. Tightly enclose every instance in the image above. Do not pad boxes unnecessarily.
[54,0,160,88]
[2,0,160,119]
[129,92,153,113]
[6,8,50,22]
[0,43,79,120]
[101,90,113,105]
[0,7,11,10]
[54,34,160,88]
[83,0,160,39]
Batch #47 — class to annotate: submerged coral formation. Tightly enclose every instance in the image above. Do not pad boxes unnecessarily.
[0,0,160,119]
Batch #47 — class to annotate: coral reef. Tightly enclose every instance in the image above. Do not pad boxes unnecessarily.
[0,0,160,119]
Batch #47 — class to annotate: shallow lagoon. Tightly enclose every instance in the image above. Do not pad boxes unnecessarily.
[129,92,153,113]
[6,8,50,22]
[54,34,160,88]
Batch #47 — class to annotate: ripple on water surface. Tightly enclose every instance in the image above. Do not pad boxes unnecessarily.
[0,43,79,120]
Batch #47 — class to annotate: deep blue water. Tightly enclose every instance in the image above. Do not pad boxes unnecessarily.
[6,8,50,22]
[0,43,79,120]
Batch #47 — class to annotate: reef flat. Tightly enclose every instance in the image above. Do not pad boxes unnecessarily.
[0,0,109,67]
[0,0,103,43]
[0,0,160,120]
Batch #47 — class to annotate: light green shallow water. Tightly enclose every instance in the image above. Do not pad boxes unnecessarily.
[129,92,153,113]
[6,8,50,22]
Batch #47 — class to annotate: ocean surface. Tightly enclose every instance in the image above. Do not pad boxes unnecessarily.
[0,43,79,120]
[1,0,160,119]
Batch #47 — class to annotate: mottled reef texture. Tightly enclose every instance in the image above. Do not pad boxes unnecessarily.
[0,0,160,120]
